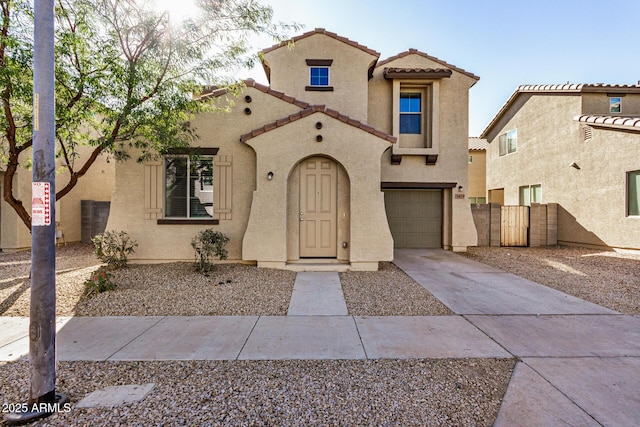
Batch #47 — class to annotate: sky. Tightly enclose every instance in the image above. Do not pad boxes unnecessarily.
[157,0,640,136]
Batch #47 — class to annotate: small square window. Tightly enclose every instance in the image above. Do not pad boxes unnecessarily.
[610,97,622,113]
[309,67,329,86]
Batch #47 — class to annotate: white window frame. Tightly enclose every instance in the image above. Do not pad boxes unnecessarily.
[499,129,517,156]
[519,184,541,206]
[627,170,640,217]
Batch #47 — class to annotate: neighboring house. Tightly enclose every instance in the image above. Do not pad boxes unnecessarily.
[105,28,479,270]
[0,145,115,251]
[481,83,640,251]
[468,137,487,204]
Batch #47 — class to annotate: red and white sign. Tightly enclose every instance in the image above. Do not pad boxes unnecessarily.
[32,182,51,226]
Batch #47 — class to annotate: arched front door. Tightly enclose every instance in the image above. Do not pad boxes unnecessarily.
[299,157,337,257]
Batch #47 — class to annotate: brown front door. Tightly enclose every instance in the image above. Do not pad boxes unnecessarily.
[299,157,337,257]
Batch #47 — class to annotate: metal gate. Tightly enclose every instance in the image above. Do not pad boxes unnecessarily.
[501,206,529,246]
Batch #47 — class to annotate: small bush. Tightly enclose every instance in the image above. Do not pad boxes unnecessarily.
[191,229,229,273]
[92,230,138,269]
[84,270,116,296]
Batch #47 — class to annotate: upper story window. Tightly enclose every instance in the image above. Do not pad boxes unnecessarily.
[399,92,422,134]
[164,155,214,219]
[498,129,517,156]
[305,59,333,92]
[309,67,329,86]
[610,97,622,113]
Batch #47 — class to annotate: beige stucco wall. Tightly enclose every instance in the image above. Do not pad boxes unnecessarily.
[0,145,114,251]
[468,149,486,200]
[242,111,394,269]
[581,92,640,116]
[263,33,377,122]
[368,54,478,250]
[485,92,640,250]
[105,86,305,262]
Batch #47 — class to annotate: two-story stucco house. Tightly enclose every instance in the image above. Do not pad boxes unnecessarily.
[105,28,479,270]
[481,84,640,251]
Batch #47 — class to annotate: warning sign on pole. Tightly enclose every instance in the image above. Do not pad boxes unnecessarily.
[32,182,51,226]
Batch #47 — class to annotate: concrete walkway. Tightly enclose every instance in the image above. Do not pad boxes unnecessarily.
[1,249,639,425]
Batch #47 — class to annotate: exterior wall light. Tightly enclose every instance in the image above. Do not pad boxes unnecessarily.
[267,171,274,180]
[458,185,464,192]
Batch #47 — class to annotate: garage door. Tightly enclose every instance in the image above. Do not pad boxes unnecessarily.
[384,189,442,248]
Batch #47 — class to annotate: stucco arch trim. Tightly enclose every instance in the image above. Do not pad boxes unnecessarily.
[241,112,394,270]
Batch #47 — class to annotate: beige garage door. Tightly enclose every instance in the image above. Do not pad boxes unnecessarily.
[384,189,442,248]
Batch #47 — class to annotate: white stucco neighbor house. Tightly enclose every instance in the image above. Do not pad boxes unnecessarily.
[105,28,480,270]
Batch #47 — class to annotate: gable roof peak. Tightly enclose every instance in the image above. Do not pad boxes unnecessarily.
[260,28,380,58]
[377,49,479,81]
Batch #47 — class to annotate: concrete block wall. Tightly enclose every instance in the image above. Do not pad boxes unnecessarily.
[490,203,501,247]
[546,203,558,246]
[471,204,491,246]
[472,203,557,247]
[529,204,547,246]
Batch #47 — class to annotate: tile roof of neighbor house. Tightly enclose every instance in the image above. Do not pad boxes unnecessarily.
[468,137,488,150]
[239,105,397,144]
[377,49,480,82]
[261,28,381,58]
[481,83,640,138]
[574,114,640,132]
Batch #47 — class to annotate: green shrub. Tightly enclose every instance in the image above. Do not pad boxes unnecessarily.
[92,230,138,269]
[84,270,116,296]
[191,229,229,272]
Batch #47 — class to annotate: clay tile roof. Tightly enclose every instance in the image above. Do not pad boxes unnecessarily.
[481,83,640,138]
[197,79,311,110]
[239,105,396,144]
[383,67,453,79]
[377,49,479,81]
[574,114,640,132]
[261,28,380,58]
[468,137,488,150]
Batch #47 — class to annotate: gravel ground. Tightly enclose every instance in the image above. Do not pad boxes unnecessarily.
[0,358,514,427]
[340,262,452,316]
[5,243,637,426]
[462,246,640,315]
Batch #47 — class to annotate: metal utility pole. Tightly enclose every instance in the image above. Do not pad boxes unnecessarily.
[5,0,68,423]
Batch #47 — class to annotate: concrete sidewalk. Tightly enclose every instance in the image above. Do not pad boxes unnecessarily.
[1,249,639,425]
